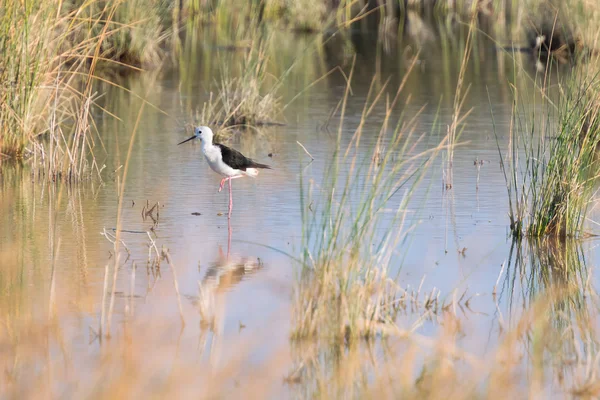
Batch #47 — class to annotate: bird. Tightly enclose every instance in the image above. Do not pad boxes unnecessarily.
[178,126,271,219]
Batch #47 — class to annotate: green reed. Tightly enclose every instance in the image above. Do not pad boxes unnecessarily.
[494,66,600,238]
[294,59,445,342]
[0,0,169,179]
[0,0,52,159]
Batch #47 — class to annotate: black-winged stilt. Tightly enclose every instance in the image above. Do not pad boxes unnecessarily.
[178,126,271,219]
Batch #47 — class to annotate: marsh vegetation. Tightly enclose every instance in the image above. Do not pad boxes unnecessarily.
[2,0,600,398]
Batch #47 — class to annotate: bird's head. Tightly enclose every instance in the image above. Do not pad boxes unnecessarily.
[178,125,214,145]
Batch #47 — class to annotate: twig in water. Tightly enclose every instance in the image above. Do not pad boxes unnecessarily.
[49,238,61,319]
[142,200,160,224]
[296,141,314,161]
[323,98,343,133]
[492,260,506,299]
[147,231,160,260]
[129,262,137,317]
[106,253,120,337]
[111,228,147,234]
[101,227,131,254]
[100,262,109,338]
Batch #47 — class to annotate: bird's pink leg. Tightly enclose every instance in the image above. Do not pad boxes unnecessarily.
[228,178,233,219]
[218,177,228,192]
[227,216,232,260]
[219,175,243,192]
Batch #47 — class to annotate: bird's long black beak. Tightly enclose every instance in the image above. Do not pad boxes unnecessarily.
[178,135,198,145]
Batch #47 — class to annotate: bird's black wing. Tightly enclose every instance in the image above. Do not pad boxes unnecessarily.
[216,143,271,170]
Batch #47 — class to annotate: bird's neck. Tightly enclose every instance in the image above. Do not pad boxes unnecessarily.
[202,137,216,152]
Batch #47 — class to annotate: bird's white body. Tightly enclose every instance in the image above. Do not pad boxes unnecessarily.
[202,141,259,178]
[200,128,259,178]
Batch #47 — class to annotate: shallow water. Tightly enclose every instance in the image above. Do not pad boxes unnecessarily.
[1,20,599,397]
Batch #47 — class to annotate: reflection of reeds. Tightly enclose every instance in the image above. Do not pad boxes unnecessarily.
[287,283,600,398]
[501,237,590,321]
[497,237,600,397]
[288,234,600,397]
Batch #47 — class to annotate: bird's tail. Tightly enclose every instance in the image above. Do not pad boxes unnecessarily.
[250,162,272,170]
[244,162,271,178]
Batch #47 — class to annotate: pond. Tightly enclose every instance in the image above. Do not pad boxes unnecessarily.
[1,16,598,398]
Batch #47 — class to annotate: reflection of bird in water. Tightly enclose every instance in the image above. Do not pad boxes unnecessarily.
[192,252,264,325]
[190,250,265,365]
[202,249,264,295]
[178,126,272,219]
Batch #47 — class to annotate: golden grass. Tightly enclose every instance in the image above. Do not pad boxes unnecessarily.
[202,42,281,131]
[0,0,170,179]
[0,271,597,398]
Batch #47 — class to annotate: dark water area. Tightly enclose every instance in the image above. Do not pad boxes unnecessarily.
[0,17,597,397]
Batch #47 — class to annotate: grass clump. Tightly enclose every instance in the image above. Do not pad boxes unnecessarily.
[0,1,53,159]
[265,0,330,32]
[495,70,600,238]
[218,46,280,127]
[0,0,170,178]
[97,0,165,68]
[293,63,443,342]
[197,40,282,132]
[61,0,167,69]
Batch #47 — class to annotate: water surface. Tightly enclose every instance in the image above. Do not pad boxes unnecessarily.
[1,20,598,397]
